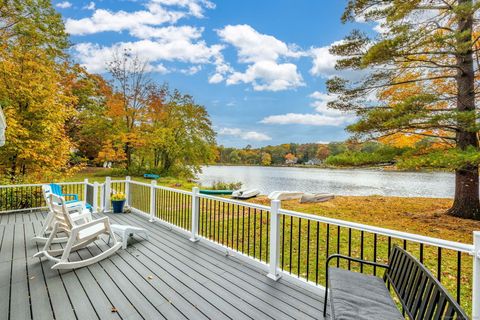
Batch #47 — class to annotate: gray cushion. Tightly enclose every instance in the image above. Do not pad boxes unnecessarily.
[328,267,404,320]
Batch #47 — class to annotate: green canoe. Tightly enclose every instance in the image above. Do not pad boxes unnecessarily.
[199,190,234,195]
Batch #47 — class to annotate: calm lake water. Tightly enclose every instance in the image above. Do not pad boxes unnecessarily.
[197,165,455,198]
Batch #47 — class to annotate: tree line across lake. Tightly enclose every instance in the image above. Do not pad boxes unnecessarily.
[216,141,420,168]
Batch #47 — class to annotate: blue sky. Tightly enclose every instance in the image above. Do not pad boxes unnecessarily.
[55,0,376,147]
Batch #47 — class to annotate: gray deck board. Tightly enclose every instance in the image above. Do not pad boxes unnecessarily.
[116,212,323,316]
[113,213,318,320]
[25,222,55,320]
[0,210,325,320]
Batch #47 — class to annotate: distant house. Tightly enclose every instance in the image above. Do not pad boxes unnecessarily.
[285,156,298,165]
[305,158,321,165]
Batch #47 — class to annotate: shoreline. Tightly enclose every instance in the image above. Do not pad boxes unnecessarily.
[205,163,452,173]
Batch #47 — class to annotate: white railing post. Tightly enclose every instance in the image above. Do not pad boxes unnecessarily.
[93,182,99,214]
[99,184,105,212]
[267,200,281,281]
[473,231,480,319]
[104,177,111,213]
[149,180,157,222]
[189,187,200,242]
[83,178,88,201]
[125,176,131,207]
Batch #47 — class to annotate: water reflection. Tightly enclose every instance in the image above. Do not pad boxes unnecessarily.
[197,166,455,198]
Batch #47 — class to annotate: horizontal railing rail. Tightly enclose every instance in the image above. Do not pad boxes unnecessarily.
[279,208,474,254]
[1,176,478,318]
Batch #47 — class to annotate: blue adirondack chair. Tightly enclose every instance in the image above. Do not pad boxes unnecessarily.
[49,183,92,210]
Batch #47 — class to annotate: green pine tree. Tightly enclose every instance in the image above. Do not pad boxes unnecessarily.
[329,0,480,219]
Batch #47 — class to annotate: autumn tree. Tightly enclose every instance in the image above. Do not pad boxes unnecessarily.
[330,0,480,219]
[156,88,216,175]
[68,68,116,161]
[284,153,297,164]
[316,145,330,161]
[107,50,152,169]
[0,0,74,181]
[260,152,272,166]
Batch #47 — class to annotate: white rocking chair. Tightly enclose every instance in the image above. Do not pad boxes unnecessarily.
[32,185,92,244]
[34,194,121,270]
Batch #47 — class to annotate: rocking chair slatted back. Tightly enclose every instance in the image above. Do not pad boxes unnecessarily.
[49,194,73,232]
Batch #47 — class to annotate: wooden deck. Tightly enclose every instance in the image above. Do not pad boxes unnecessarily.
[0,210,325,320]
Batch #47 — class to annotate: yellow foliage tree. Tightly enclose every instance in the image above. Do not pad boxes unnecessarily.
[0,1,74,181]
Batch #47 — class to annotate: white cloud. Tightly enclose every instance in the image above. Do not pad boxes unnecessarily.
[56,1,72,9]
[260,90,355,127]
[227,61,303,91]
[309,91,344,116]
[180,65,202,75]
[217,24,303,63]
[243,131,272,141]
[65,4,184,35]
[129,25,202,40]
[151,0,215,18]
[208,73,224,84]
[65,1,215,36]
[68,1,221,77]
[219,128,242,135]
[72,36,223,73]
[219,128,272,141]
[214,24,305,91]
[309,41,371,84]
[261,113,349,126]
[83,1,95,10]
[149,63,169,74]
[309,42,342,78]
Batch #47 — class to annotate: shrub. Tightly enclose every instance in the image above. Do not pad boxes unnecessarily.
[325,146,407,166]
[211,181,242,190]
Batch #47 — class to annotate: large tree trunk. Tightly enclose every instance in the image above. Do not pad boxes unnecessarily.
[447,0,480,219]
[125,142,132,170]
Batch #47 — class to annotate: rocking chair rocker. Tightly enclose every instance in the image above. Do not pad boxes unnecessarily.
[34,194,121,270]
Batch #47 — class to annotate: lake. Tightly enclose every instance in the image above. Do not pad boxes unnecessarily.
[197,165,455,198]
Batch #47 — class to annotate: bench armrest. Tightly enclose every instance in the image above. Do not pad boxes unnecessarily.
[326,254,389,269]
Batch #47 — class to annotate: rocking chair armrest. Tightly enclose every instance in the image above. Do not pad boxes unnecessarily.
[71,211,91,222]
[63,194,79,201]
[71,216,110,233]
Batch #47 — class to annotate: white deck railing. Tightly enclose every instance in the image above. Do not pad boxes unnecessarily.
[0,176,479,318]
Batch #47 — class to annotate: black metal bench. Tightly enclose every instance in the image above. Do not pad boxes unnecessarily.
[323,245,469,320]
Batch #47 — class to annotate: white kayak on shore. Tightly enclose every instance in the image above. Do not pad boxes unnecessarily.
[300,193,335,203]
[232,188,261,199]
[268,191,304,201]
